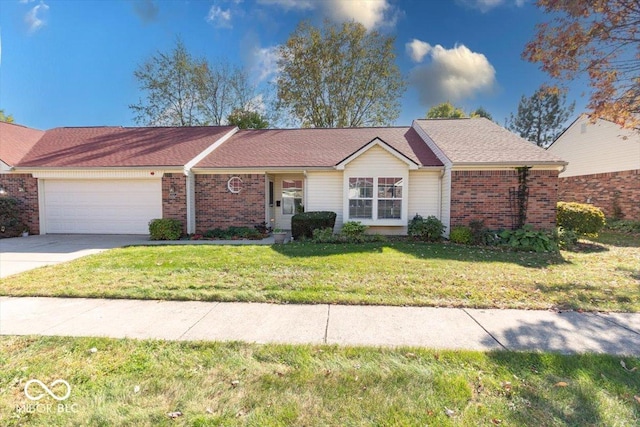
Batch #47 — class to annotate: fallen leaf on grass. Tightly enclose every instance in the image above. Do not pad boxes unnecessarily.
[634,395,640,404]
[491,419,503,425]
[501,381,512,392]
[445,408,455,417]
[620,360,638,372]
[231,380,240,387]
[167,411,182,419]
[555,381,569,387]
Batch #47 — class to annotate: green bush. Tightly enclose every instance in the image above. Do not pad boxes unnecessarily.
[499,225,557,253]
[408,214,445,242]
[312,227,334,243]
[606,219,640,234]
[340,221,368,242]
[468,220,499,246]
[449,226,473,244]
[148,218,182,240]
[291,211,337,240]
[203,226,262,240]
[0,197,25,238]
[554,227,578,249]
[557,202,606,236]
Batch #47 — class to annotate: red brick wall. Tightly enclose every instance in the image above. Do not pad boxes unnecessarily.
[450,169,559,230]
[162,173,187,233]
[558,169,640,220]
[0,174,40,235]
[195,174,266,232]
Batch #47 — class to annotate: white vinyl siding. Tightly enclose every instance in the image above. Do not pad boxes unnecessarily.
[407,170,440,220]
[343,145,409,228]
[43,179,162,234]
[305,171,344,231]
[549,116,640,177]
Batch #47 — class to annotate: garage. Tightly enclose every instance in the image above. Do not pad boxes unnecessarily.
[43,179,162,234]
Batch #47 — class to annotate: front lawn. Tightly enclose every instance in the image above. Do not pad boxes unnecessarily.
[1,232,638,311]
[1,336,638,426]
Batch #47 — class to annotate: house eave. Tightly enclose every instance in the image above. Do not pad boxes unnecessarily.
[451,162,568,171]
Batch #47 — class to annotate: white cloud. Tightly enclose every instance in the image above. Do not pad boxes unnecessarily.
[25,1,49,33]
[406,39,432,63]
[257,0,314,10]
[324,0,392,30]
[206,5,233,28]
[258,0,396,29]
[249,45,281,83]
[408,42,497,107]
[456,0,525,13]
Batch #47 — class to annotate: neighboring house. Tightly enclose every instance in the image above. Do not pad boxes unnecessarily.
[0,118,566,236]
[548,115,640,220]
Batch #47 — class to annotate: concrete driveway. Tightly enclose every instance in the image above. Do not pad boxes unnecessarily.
[0,234,151,278]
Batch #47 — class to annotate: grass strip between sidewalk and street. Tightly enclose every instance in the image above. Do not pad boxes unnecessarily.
[1,232,638,312]
[1,336,639,426]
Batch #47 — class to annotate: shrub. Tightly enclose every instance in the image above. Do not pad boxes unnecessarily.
[554,227,578,249]
[312,227,336,243]
[291,211,337,240]
[499,225,557,253]
[148,218,182,240]
[203,226,263,240]
[340,221,368,242]
[557,202,606,236]
[449,226,473,244]
[408,214,445,242]
[468,220,499,246]
[0,197,25,238]
[606,219,640,234]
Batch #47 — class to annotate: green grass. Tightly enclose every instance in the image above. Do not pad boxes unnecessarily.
[1,231,638,312]
[1,336,638,426]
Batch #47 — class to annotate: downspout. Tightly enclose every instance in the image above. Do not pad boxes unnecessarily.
[184,170,196,234]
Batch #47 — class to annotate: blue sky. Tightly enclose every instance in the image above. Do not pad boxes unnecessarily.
[0,0,586,130]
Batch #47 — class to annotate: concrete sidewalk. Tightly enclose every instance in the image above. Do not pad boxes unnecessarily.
[1,296,639,356]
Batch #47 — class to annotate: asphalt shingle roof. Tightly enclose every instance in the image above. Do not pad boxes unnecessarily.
[16,126,236,167]
[0,122,45,167]
[414,118,566,164]
[196,127,443,168]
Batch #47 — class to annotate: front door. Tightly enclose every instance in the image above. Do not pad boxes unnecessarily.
[276,176,303,230]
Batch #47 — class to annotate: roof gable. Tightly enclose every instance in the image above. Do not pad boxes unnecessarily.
[335,137,419,170]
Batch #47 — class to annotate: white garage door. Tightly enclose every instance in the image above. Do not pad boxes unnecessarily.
[44,179,162,234]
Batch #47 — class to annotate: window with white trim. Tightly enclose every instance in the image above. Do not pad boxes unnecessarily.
[377,177,403,219]
[348,177,403,220]
[348,178,373,219]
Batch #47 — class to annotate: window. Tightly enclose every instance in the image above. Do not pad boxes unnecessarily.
[227,176,243,193]
[282,179,302,215]
[348,177,403,220]
[348,178,373,219]
[377,177,402,219]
